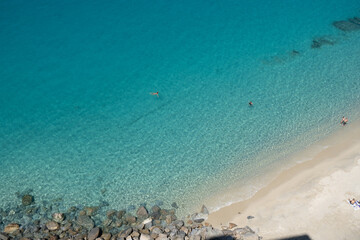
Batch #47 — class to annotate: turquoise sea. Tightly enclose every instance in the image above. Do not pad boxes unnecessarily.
[1,0,360,216]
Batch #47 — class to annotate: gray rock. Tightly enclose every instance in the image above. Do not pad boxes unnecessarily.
[151,227,162,235]
[125,214,137,224]
[193,218,204,223]
[0,233,9,240]
[117,210,126,219]
[106,209,117,219]
[77,215,95,229]
[139,233,151,240]
[333,20,360,31]
[119,227,133,238]
[156,233,168,240]
[173,220,184,229]
[171,202,178,209]
[247,216,255,220]
[189,236,201,240]
[200,205,209,215]
[151,205,161,213]
[88,227,101,240]
[136,206,149,219]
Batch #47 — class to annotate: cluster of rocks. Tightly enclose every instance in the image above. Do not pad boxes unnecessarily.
[311,15,360,49]
[333,17,360,32]
[0,194,261,240]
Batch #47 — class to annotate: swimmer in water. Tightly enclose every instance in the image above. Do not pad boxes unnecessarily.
[150,91,159,97]
[340,116,348,125]
[248,101,253,106]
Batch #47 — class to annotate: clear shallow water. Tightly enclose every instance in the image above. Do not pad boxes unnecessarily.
[1,0,360,216]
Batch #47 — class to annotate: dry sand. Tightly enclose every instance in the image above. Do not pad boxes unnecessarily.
[207,121,360,240]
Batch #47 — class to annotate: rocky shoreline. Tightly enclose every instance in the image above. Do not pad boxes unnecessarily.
[0,194,261,240]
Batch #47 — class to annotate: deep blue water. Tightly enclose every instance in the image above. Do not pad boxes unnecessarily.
[1,0,360,215]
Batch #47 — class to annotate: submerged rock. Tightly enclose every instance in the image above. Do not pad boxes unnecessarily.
[200,205,209,215]
[52,213,64,223]
[333,20,360,31]
[311,36,336,49]
[77,215,95,229]
[171,202,179,209]
[136,206,149,219]
[22,195,34,206]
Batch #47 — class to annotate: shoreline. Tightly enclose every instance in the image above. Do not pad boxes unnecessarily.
[207,119,360,239]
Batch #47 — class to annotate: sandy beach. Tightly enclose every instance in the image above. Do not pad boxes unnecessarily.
[207,120,360,240]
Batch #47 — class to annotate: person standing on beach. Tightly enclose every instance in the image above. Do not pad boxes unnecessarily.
[340,116,348,125]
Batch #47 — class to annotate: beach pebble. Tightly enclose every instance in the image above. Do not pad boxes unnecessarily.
[88,227,101,240]
[22,195,34,206]
[4,223,20,234]
[46,221,59,231]
[247,216,254,220]
[171,202,179,209]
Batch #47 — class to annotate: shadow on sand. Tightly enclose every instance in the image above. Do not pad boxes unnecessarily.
[207,234,312,240]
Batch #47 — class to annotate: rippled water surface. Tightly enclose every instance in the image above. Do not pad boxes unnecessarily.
[1,0,360,215]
